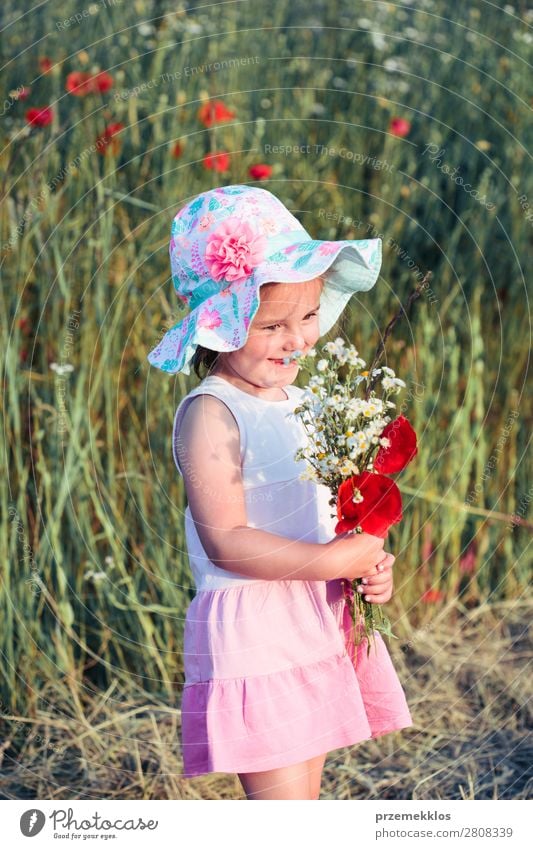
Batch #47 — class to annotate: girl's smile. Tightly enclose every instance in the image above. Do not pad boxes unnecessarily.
[269,357,299,367]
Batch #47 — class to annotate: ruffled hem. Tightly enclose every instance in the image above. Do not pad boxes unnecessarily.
[180,648,413,777]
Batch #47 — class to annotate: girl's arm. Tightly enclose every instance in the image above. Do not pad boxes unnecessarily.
[177,395,386,582]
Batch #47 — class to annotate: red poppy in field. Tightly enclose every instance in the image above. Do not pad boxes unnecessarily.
[459,543,477,575]
[374,415,418,474]
[39,57,54,73]
[17,317,31,334]
[421,522,435,564]
[335,471,403,538]
[249,163,273,180]
[198,100,236,127]
[66,71,114,96]
[25,106,54,127]
[95,122,125,155]
[90,71,114,93]
[66,71,94,96]
[171,141,184,158]
[202,151,231,172]
[421,588,444,603]
[389,117,411,137]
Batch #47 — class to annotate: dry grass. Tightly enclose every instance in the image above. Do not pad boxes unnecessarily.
[1,598,530,801]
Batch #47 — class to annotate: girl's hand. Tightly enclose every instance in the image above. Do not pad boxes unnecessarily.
[328,531,386,581]
[354,552,395,604]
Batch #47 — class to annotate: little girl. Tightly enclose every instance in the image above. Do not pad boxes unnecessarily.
[147,184,413,800]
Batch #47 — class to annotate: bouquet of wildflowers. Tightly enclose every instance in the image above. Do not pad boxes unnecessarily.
[289,337,418,658]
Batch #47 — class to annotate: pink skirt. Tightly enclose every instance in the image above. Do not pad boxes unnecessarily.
[180,578,413,777]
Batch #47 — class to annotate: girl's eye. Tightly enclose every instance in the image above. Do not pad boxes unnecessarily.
[264,312,318,331]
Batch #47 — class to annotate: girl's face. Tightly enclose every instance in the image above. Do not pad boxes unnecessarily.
[212,277,323,398]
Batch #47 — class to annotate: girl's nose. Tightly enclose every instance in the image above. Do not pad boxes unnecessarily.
[282,330,306,351]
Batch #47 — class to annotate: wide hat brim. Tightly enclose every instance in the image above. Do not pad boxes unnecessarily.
[147,236,381,375]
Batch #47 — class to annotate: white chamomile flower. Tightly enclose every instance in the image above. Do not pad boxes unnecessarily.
[85,570,107,583]
[381,366,395,377]
[382,376,405,393]
[349,430,370,451]
[323,337,346,358]
[339,459,359,475]
[50,362,74,376]
[379,436,391,448]
[283,349,303,365]
[346,349,366,367]
[324,393,345,412]
[316,359,328,372]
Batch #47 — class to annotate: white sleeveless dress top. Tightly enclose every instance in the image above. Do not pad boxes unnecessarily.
[172,375,338,591]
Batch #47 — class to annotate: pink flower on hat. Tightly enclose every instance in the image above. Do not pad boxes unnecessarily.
[204,216,267,282]
[318,242,338,255]
[198,213,214,230]
[260,217,279,235]
[197,308,222,330]
[283,243,300,254]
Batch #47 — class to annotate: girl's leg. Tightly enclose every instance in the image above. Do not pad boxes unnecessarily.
[238,759,314,800]
[307,752,328,800]
[238,753,329,800]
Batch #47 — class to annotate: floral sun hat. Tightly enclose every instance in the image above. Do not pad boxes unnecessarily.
[147,184,382,375]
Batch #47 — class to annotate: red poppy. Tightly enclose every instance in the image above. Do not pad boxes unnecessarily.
[39,57,54,73]
[335,471,403,538]
[95,122,125,155]
[198,100,236,127]
[459,543,477,575]
[66,71,94,96]
[374,415,418,474]
[17,87,31,100]
[421,588,444,603]
[202,151,231,172]
[90,71,114,93]
[17,317,31,334]
[421,522,435,564]
[25,106,53,127]
[171,141,184,158]
[389,117,411,137]
[66,71,114,96]
[249,163,273,180]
